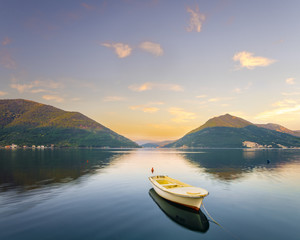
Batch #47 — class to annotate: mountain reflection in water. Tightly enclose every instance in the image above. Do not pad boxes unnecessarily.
[0,149,128,192]
[149,188,209,233]
[180,149,298,181]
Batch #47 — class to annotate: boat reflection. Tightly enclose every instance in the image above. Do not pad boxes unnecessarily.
[149,188,209,233]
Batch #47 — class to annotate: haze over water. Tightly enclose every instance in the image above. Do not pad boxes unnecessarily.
[0,148,299,240]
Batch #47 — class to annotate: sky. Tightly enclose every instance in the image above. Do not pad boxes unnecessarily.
[1,0,300,142]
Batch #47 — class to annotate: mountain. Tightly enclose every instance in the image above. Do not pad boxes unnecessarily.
[141,140,174,148]
[164,114,300,148]
[0,99,139,148]
[256,123,300,137]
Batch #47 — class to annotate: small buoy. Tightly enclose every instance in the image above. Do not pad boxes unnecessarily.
[151,167,154,173]
[87,160,89,163]
[267,160,270,164]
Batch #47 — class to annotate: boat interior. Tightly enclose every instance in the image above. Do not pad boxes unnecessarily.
[151,175,191,189]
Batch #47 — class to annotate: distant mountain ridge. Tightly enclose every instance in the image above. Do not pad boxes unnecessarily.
[0,99,139,148]
[256,123,300,137]
[164,114,300,148]
[141,140,174,148]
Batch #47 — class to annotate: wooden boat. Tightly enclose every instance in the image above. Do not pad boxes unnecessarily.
[149,175,209,211]
[149,188,209,232]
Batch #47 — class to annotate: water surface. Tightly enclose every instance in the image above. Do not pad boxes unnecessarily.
[0,148,299,240]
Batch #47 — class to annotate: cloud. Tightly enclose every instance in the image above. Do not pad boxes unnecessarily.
[186,5,206,32]
[10,82,38,93]
[282,92,300,96]
[129,82,184,92]
[233,82,252,94]
[0,50,16,69]
[101,42,132,58]
[42,95,64,102]
[2,37,12,46]
[103,96,127,102]
[233,51,276,70]
[0,91,8,96]
[233,88,241,94]
[81,2,94,10]
[10,79,64,93]
[196,95,207,98]
[255,99,300,120]
[272,99,297,107]
[30,89,48,93]
[286,78,295,85]
[139,41,163,56]
[130,105,159,113]
[169,107,196,123]
[208,98,221,102]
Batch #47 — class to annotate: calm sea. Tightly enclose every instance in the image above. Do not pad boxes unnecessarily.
[0,148,299,240]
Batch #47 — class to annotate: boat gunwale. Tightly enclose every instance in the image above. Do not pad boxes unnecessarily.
[149,176,209,199]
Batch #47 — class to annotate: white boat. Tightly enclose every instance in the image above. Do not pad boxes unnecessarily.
[149,175,209,211]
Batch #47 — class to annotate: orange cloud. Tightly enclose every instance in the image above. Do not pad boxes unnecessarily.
[285,78,295,85]
[169,107,196,123]
[0,91,8,96]
[233,51,276,69]
[130,105,159,113]
[129,82,184,92]
[42,95,64,103]
[186,5,206,32]
[2,37,12,46]
[139,41,163,56]
[81,2,94,10]
[101,42,132,58]
[10,79,64,93]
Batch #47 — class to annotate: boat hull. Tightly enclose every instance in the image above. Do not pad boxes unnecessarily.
[151,183,204,211]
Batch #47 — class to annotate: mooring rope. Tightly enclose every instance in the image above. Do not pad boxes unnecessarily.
[202,202,221,226]
[202,202,240,240]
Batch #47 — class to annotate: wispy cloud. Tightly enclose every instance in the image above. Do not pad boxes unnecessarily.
[233,51,276,70]
[169,107,196,123]
[2,37,12,46]
[129,101,163,113]
[286,77,295,85]
[103,96,127,102]
[282,92,300,96]
[0,50,16,69]
[10,82,38,93]
[139,41,163,56]
[233,82,252,94]
[101,42,132,58]
[255,99,300,120]
[30,89,49,93]
[129,82,184,92]
[81,2,94,10]
[0,91,8,96]
[196,95,207,98]
[186,5,206,32]
[272,99,297,107]
[42,95,64,103]
[130,105,159,113]
[10,79,64,93]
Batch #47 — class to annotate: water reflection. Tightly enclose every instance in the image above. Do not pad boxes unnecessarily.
[0,149,127,192]
[180,149,299,181]
[149,188,209,233]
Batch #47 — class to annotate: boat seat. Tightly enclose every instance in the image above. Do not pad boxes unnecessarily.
[162,184,183,189]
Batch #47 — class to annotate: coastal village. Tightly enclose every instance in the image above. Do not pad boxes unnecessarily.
[1,144,55,149]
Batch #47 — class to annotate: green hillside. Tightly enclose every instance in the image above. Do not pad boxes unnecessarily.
[165,114,300,148]
[188,114,252,134]
[0,99,139,148]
